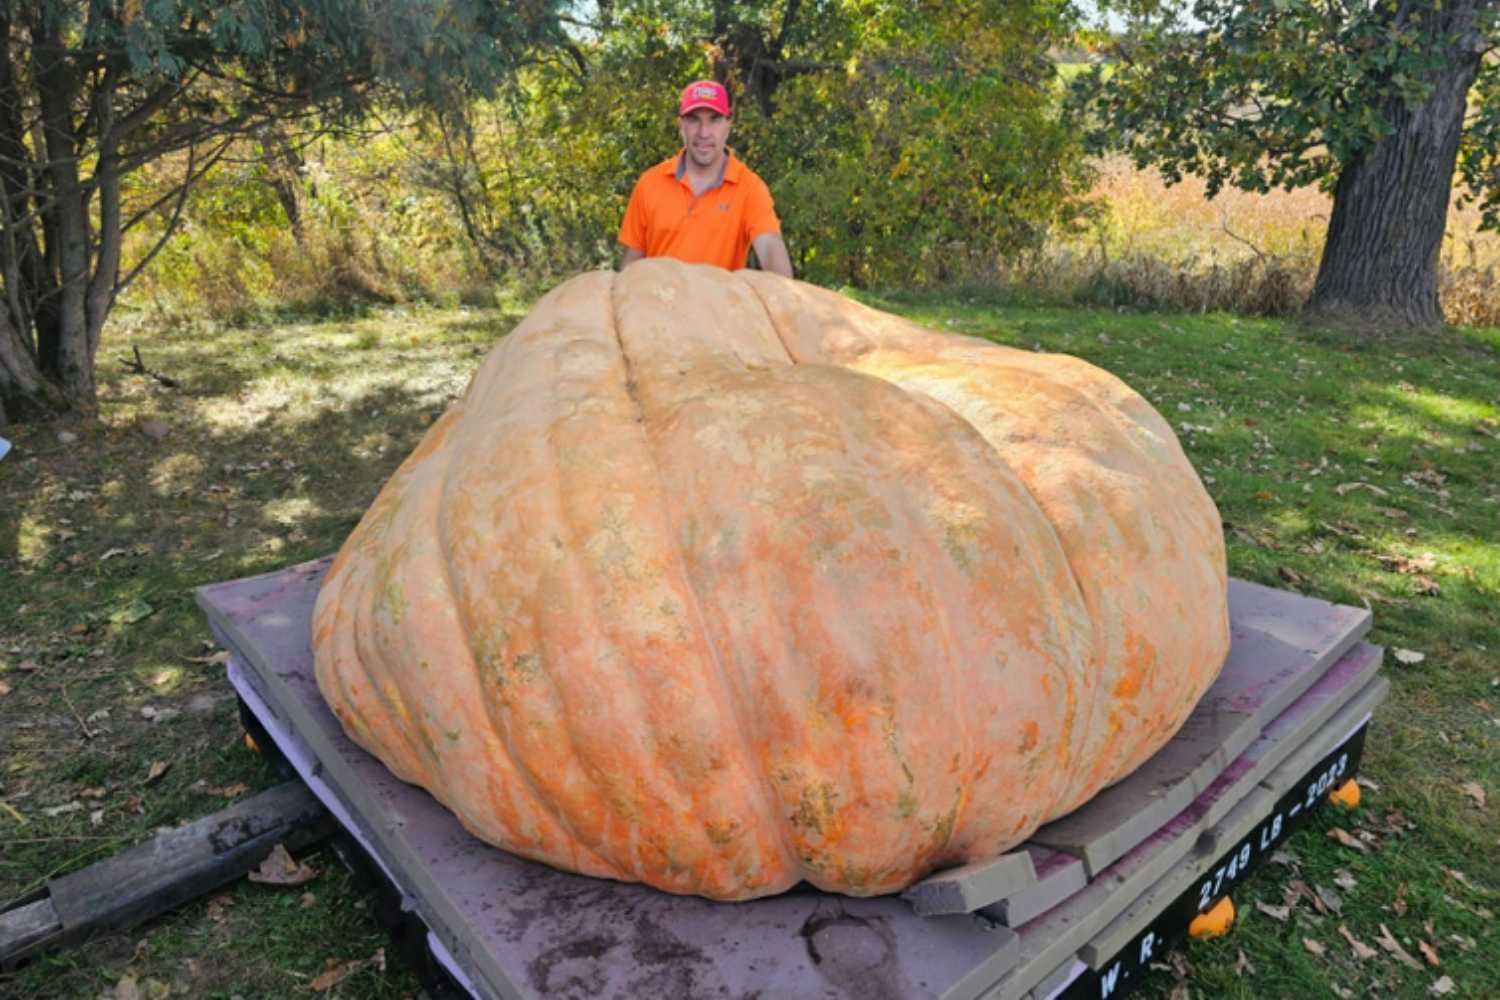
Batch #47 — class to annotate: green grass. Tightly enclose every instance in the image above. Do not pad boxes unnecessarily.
[3,292,1497,998]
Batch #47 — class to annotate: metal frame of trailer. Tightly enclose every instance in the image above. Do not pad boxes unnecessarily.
[192,558,1388,1000]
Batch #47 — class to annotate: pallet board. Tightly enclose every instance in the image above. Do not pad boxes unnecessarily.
[196,560,1385,1000]
[1027,579,1371,877]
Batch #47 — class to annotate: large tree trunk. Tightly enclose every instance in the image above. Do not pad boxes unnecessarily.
[1305,0,1487,330]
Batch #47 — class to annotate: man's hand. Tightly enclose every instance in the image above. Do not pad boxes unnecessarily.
[751,233,793,278]
[619,246,645,270]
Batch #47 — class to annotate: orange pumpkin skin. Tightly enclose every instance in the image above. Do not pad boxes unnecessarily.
[311,259,1229,901]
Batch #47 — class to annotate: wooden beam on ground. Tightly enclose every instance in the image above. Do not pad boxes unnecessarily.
[0,780,333,969]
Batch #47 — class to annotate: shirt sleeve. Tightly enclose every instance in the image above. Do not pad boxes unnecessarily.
[743,175,781,242]
[618,176,649,251]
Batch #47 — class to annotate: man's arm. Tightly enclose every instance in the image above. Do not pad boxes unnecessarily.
[751,232,792,278]
[620,245,646,270]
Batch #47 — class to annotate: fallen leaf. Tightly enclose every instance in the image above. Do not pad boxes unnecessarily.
[184,650,230,666]
[309,948,384,992]
[1394,882,1409,916]
[1419,940,1441,967]
[90,808,105,827]
[99,547,129,562]
[1357,776,1382,793]
[1393,649,1426,665]
[1442,868,1477,891]
[142,760,170,785]
[1376,923,1425,971]
[1336,481,1389,496]
[310,958,360,992]
[1448,934,1475,952]
[299,892,317,909]
[111,975,142,1000]
[1338,925,1378,961]
[42,800,83,817]
[1303,937,1327,956]
[1234,949,1254,976]
[1458,781,1486,809]
[1256,901,1291,922]
[1328,827,1368,853]
[1317,885,1344,915]
[1334,869,1358,891]
[1279,565,1306,585]
[1428,976,1455,996]
[18,659,40,672]
[247,842,317,886]
[1270,848,1299,867]
[205,894,234,923]
[1375,505,1410,520]
[0,679,9,697]
[1412,574,1441,596]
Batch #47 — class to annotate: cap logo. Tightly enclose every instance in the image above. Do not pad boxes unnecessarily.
[694,86,718,99]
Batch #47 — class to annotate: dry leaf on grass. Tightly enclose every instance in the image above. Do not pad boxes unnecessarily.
[1393,649,1426,665]
[1334,869,1358,891]
[1419,941,1441,967]
[0,679,10,697]
[247,843,317,886]
[1458,782,1486,809]
[1234,949,1254,976]
[1257,901,1291,922]
[1336,481,1389,496]
[1394,882,1409,917]
[1317,885,1344,915]
[1328,827,1368,852]
[142,760,170,785]
[310,948,385,992]
[299,892,317,909]
[1428,976,1455,996]
[1375,923,1425,971]
[184,650,230,666]
[1303,937,1327,956]
[1338,925,1378,961]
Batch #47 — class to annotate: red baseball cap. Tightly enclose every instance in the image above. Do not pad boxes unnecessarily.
[679,79,731,117]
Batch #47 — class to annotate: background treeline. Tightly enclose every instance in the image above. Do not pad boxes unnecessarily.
[115,0,1500,327]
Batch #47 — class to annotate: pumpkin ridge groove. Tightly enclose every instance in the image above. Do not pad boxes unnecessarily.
[736,273,798,366]
[606,269,799,887]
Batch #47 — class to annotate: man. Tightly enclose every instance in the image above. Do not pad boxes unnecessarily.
[619,80,793,277]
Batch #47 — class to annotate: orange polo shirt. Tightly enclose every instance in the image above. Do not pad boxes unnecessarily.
[618,150,781,271]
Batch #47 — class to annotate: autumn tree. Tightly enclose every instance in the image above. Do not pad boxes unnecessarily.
[0,0,563,425]
[1073,0,1500,329]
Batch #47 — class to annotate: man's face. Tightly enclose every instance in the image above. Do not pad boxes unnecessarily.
[679,108,731,170]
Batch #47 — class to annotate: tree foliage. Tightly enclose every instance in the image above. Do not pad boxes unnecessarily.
[421,0,1093,288]
[1071,0,1500,328]
[0,0,563,424]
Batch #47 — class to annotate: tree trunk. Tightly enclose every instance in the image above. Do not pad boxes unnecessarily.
[34,25,97,412]
[1305,0,1487,330]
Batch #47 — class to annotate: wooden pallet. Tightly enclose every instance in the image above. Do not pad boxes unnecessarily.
[193,558,1386,1000]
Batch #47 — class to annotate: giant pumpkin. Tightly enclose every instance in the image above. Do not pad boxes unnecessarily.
[312,259,1229,901]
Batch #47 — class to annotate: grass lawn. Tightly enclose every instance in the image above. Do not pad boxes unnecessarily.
[2,289,1497,999]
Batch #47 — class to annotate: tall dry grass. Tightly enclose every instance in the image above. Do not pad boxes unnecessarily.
[1033,157,1500,326]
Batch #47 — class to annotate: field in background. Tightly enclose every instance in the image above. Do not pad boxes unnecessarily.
[2,291,1496,998]
[1028,157,1500,327]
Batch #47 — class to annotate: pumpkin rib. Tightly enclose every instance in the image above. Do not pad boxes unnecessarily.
[605,269,802,890]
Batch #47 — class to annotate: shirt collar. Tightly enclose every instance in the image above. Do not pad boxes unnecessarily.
[671,148,740,188]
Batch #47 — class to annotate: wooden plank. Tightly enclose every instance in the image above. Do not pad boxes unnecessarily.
[2,781,334,967]
[904,852,1038,916]
[1028,580,1371,877]
[977,848,1086,928]
[0,898,61,970]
